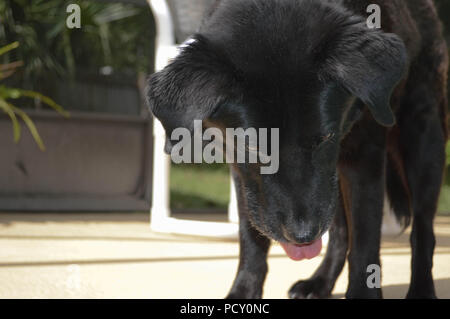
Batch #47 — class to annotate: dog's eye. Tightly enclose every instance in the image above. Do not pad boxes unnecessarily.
[300,133,335,151]
[322,133,334,143]
[317,133,336,149]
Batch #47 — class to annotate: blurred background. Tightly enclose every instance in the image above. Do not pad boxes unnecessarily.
[0,0,231,214]
[0,0,450,299]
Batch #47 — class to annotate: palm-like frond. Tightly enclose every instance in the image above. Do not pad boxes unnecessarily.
[0,98,21,143]
[0,42,68,150]
[0,41,19,56]
[0,85,69,117]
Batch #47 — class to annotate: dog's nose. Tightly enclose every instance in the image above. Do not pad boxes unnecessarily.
[281,223,319,245]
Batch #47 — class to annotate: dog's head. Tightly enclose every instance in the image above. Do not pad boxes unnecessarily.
[147,0,407,251]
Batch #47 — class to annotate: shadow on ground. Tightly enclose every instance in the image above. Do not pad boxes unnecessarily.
[332,278,450,299]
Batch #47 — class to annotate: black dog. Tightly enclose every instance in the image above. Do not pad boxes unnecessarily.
[147,0,448,299]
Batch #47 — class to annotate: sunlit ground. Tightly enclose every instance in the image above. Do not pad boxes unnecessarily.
[0,212,449,299]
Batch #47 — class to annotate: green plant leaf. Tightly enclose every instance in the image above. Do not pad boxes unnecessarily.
[0,85,70,117]
[93,4,139,24]
[10,105,46,151]
[19,90,70,117]
[0,42,19,56]
[0,86,21,99]
[0,98,21,143]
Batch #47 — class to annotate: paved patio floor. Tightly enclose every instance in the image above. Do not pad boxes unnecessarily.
[0,213,449,299]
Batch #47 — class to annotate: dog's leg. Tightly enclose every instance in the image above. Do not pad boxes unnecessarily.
[342,130,386,299]
[226,175,271,299]
[226,216,271,299]
[288,191,348,299]
[400,101,445,299]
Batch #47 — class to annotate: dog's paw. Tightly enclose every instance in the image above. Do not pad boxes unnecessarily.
[288,278,331,299]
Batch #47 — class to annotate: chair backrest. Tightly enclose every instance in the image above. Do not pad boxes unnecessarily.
[166,0,216,43]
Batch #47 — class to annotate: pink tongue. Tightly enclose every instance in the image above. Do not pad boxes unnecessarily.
[280,238,323,261]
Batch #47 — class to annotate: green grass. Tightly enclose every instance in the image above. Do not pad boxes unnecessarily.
[170,163,230,210]
[170,164,450,215]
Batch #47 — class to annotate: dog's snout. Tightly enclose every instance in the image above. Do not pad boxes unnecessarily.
[280,222,320,245]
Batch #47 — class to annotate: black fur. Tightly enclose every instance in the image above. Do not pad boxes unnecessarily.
[147,0,448,299]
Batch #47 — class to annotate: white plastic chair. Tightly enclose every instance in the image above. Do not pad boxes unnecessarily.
[147,0,239,239]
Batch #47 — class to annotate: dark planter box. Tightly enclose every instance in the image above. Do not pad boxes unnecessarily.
[0,110,153,211]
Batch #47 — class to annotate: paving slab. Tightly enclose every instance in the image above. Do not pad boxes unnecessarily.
[0,213,449,299]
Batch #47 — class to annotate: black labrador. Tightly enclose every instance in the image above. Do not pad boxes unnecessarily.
[146,0,448,299]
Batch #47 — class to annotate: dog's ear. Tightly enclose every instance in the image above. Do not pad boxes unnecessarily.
[146,36,238,137]
[324,26,407,127]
